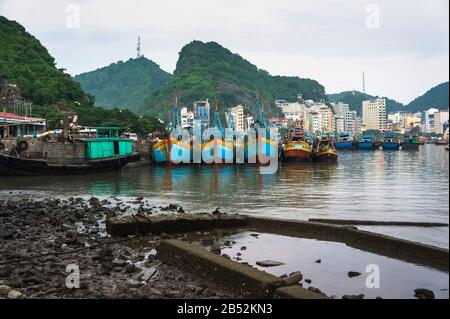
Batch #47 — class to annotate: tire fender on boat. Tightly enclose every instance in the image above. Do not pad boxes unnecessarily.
[0,142,4,151]
[17,140,28,152]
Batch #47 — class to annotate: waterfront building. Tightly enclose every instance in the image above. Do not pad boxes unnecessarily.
[244,115,254,131]
[434,109,449,134]
[362,98,387,131]
[227,104,245,132]
[344,111,357,134]
[180,107,194,129]
[425,108,439,133]
[387,112,422,133]
[193,100,211,128]
[0,111,46,138]
[335,116,345,133]
[280,102,307,122]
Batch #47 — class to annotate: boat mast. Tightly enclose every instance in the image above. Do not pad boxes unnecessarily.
[212,100,224,136]
[252,96,267,130]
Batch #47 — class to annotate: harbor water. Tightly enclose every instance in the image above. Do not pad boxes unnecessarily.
[0,144,448,248]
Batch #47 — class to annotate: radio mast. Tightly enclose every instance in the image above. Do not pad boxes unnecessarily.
[362,71,366,94]
[137,36,142,58]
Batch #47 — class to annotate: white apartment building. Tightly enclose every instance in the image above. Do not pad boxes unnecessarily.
[425,108,439,133]
[362,98,387,131]
[180,107,194,129]
[280,102,307,122]
[434,109,449,134]
[335,117,345,133]
[227,104,245,132]
[344,111,357,134]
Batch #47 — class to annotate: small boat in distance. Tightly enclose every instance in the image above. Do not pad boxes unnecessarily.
[334,133,356,150]
[402,135,420,150]
[358,135,376,150]
[283,121,313,162]
[435,128,449,145]
[313,134,338,161]
[381,133,401,150]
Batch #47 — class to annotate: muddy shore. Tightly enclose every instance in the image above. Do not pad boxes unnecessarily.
[0,198,239,299]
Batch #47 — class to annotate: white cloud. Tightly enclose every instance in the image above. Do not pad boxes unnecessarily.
[1,0,448,103]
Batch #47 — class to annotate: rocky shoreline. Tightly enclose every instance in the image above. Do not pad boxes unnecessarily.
[0,198,239,299]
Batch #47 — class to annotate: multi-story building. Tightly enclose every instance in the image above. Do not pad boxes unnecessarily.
[362,98,387,131]
[425,108,439,133]
[344,111,357,134]
[227,104,245,132]
[335,116,345,133]
[434,109,449,134]
[320,106,335,133]
[280,102,307,123]
[180,107,194,129]
[193,100,211,128]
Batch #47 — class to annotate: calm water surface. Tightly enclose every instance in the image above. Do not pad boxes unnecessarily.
[1,144,448,248]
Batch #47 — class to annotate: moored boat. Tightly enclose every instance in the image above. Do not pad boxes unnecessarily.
[283,121,313,162]
[245,99,278,163]
[334,133,356,150]
[0,127,139,176]
[313,134,338,161]
[381,133,401,150]
[201,101,234,164]
[152,101,193,164]
[401,135,420,150]
[358,135,376,150]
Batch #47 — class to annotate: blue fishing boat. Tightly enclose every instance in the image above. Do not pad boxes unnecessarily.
[245,99,278,163]
[334,133,356,150]
[152,100,193,164]
[358,135,376,150]
[201,101,234,164]
[381,133,400,150]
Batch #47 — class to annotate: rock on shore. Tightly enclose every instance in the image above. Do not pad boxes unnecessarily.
[0,198,239,299]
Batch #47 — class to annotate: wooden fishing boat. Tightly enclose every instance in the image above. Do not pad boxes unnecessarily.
[282,121,312,162]
[381,133,401,150]
[401,135,420,150]
[152,101,193,164]
[201,101,234,164]
[334,133,357,150]
[0,128,139,176]
[313,135,338,161]
[358,135,376,150]
[245,99,278,163]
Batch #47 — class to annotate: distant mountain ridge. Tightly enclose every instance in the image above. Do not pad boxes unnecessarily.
[140,40,328,119]
[405,82,449,113]
[328,82,449,115]
[75,57,172,113]
[327,91,404,115]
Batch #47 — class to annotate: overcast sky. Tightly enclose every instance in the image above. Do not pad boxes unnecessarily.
[1,0,448,104]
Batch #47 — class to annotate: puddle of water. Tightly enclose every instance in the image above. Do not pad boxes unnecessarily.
[211,231,449,299]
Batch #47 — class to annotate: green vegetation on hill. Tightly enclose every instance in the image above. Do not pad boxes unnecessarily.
[141,41,327,119]
[0,16,163,135]
[32,104,163,134]
[0,16,91,106]
[328,91,404,115]
[75,57,171,113]
[405,82,449,113]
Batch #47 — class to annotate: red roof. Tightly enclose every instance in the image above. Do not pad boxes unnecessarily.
[0,112,34,121]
